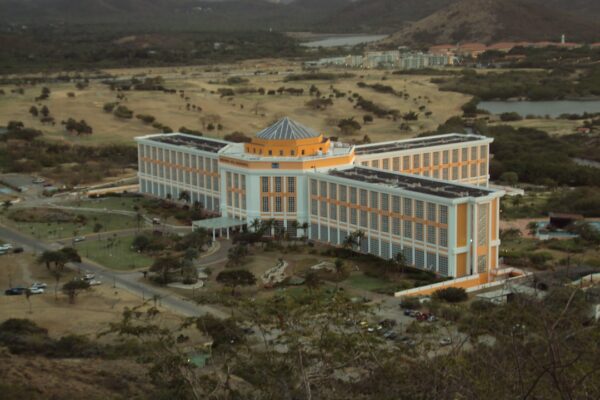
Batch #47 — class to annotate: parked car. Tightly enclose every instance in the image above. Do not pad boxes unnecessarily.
[439,337,452,346]
[152,218,161,225]
[5,287,26,295]
[28,287,44,295]
[30,282,48,289]
[88,280,102,286]
[379,319,396,329]
[82,273,95,280]
[73,236,86,243]
[12,247,24,254]
[383,330,398,340]
[33,177,46,184]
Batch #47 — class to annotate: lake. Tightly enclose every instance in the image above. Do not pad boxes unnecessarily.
[301,34,387,48]
[478,100,600,118]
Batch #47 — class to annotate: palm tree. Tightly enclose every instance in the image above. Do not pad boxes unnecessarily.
[334,258,344,275]
[301,222,309,243]
[354,230,365,251]
[394,252,407,275]
[290,220,299,242]
[178,190,191,203]
[304,271,321,293]
[250,218,262,233]
[342,234,357,250]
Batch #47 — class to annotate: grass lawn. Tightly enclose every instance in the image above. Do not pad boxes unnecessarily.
[76,236,155,271]
[345,273,394,292]
[3,210,139,240]
[65,196,143,212]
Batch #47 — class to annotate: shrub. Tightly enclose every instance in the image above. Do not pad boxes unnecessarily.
[113,105,133,119]
[400,297,420,309]
[434,287,468,303]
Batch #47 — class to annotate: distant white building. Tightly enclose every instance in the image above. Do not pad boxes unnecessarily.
[307,49,453,70]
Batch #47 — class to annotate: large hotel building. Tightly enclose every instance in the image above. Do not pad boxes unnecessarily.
[136,118,503,285]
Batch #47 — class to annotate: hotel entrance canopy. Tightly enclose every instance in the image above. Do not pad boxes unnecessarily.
[192,217,246,231]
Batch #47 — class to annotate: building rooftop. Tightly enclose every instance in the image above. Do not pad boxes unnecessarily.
[355,134,488,156]
[328,167,496,199]
[256,117,320,141]
[146,134,229,153]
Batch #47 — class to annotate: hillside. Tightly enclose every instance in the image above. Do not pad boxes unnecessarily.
[383,0,600,46]
[318,0,456,33]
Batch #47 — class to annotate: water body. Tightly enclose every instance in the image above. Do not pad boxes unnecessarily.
[478,100,600,118]
[301,34,387,48]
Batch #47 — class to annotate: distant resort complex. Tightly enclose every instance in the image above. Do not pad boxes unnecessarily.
[136,118,504,294]
[306,36,600,70]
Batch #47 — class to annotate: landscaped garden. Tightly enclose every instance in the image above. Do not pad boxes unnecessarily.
[75,235,155,271]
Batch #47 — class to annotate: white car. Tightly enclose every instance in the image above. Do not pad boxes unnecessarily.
[73,236,86,243]
[0,243,13,251]
[439,337,452,346]
[88,280,102,286]
[30,282,48,289]
[83,273,95,280]
[28,287,45,295]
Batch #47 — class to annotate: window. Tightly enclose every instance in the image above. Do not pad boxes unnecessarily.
[370,191,378,208]
[433,152,439,166]
[403,156,410,170]
[311,199,318,216]
[452,149,459,163]
[262,197,269,212]
[393,157,400,171]
[330,204,337,219]
[320,181,327,197]
[438,256,449,276]
[415,201,424,219]
[415,223,424,241]
[360,189,367,206]
[392,217,400,235]
[427,203,437,222]
[382,216,389,232]
[241,175,246,190]
[439,205,448,224]
[415,250,425,268]
[427,252,437,270]
[340,185,347,202]
[403,221,412,239]
[320,201,327,218]
[310,179,317,196]
[440,228,448,247]
[268,150,273,156]
[340,206,347,222]
[452,166,459,179]
[382,159,389,170]
[443,150,449,164]
[471,164,477,178]
[403,198,412,217]
[372,160,379,168]
[423,153,430,167]
[287,197,296,212]
[462,164,468,178]
[392,196,401,213]
[329,183,337,200]
[370,212,378,230]
[381,194,389,211]
[480,145,488,158]
[350,188,357,204]
[234,174,239,188]
[413,154,420,168]
[471,146,477,160]
[443,168,449,180]
[480,162,486,177]
[427,225,436,244]
[275,197,282,212]
[262,177,269,193]
[275,177,282,193]
[478,204,489,245]
[272,163,279,169]
[351,208,358,225]
[288,177,296,193]
[360,210,367,227]
[226,172,232,188]
[461,147,468,161]
[279,150,283,156]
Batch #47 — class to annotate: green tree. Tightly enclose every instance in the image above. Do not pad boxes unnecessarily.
[178,190,191,203]
[62,279,90,304]
[216,269,256,295]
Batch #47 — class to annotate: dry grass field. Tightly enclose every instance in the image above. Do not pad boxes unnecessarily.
[0,253,179,338]
[0,62,470,146]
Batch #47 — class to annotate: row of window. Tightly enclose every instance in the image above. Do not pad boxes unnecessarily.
[362,145,487,170]
[261,196,296,213]
[226,192,247,210]
[311,201,448,246]
[140,179,220,211]
[261,176,296,194]
[140,145,218,173]
[308,224,450,276]
[249,146,317,156]
[226,172,246,191]
[361,158,487,181]
[310,180,448,223]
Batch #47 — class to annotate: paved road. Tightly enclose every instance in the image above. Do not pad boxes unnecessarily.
[0,223,228,318]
